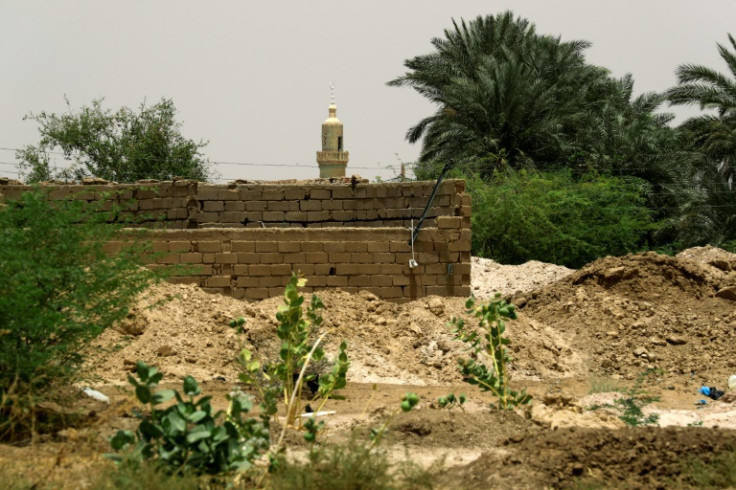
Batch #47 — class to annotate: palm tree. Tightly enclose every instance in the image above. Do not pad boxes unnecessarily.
[388,11,641,176]
[665,34,736,246]
[667,34,736,188]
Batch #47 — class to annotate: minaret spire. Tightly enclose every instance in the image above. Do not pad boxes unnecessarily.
[316,83,349,178]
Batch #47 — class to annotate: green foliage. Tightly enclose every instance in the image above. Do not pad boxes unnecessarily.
[109,361,269,475]
[0,189,157,439]
[264,437,435,490]
[450,295,531,410]
[437,393,466,410]
[17,97,210,183]
[587,369,660,427]
[370,392,421,446]
[613,370,661,427]
[388,11,675,177]
[469,170,655,267]
[237,273,349,428]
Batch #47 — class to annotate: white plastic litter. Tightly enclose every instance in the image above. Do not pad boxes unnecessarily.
[82,387,110,403]
[729,375,736,391]
[300,410,336,418]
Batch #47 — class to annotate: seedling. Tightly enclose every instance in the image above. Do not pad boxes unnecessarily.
[450,295,531,410]
[437,393,466,411]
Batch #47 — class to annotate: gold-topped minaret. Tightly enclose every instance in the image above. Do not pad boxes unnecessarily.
[317,83,349,178]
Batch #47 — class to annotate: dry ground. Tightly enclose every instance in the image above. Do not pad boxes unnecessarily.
[3,246,736,488]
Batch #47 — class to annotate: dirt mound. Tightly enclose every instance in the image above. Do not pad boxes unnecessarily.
[471,256,573,300]
[517,251,736,381]
[84,282,578,387]
[446,426,736,489]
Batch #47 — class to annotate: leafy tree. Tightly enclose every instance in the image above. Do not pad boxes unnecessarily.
[17,98,210,183]
[665,34,736,246]
[0,189,158,439]
[469,170,654,268]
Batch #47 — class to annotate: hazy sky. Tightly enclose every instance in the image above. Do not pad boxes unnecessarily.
[1,1,735,182]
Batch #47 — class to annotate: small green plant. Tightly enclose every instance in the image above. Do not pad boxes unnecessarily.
[237,274,349,431]
[614,370,661,427]
[450,295,531,410]
[108,361,269,475]
[437,393,466,410]
[587,369,661,427]
[369,392,420,446]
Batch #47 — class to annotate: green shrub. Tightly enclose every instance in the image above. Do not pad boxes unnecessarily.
[109,361,269,475]
[469,169,655,268]
[450,295,531,410]
[0,189,157,439]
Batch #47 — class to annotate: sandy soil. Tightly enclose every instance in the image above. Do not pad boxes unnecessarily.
[3,246,736,488]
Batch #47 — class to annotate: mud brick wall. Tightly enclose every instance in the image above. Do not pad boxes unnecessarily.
[1,179,471,300]
[0,179,469,230]
[107,224,471,301]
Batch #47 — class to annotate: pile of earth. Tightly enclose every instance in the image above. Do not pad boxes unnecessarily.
[84,246,736,389]
[516,247,736,382]
[443,426,736,489]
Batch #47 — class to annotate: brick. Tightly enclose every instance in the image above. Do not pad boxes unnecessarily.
[167,209,188,220]
[238,252,261,263]
[249,264,271,276]
[255,241,279,252]
[350,252,373,263]
[305,252,328,262]
[336,264,360,275]
[366,242,389,253]
[263,211,285,221]
[157,253,179,264]
[345,242,368,252]
[300,200,322,211]
[372,253,394,263]
[325,276,348,287]
[322,200,342,210]
[370,275,393,287]
[314,264,334,275]
[329,210,353,221]
[311,189,331,199]
[277,241,301,253]
[307,211,329,221]
[215,253,239,264]
[262,188,284,200]
[348,276,372,287]
[284,188,307,200]
[259,253,283,264]
[324,242,345,253]
[233,264,249,275]
[225,200,245,211]
[259,276,286,287]
[206,276,232,288]
[374,286,403,298]
[392,275,411,286]
[203,201,224,212]
[201,253,215,263]
[231,241,255,252]
[282,252,305,262]
[328,252,351,263]
[293,264,315,275]
[235,276,260,287]
[245,288,270,299]
[169,241,192,252]
[245,201,267,211]
[270,264,293,276]
[220,211,243,222]
[331,187,354,199]
[390,241,411,253]
[301,241,323,252]
[179,252,203,263]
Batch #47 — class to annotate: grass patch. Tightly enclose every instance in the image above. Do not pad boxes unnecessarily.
[264,437,436,490]
[588,376,626,395]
